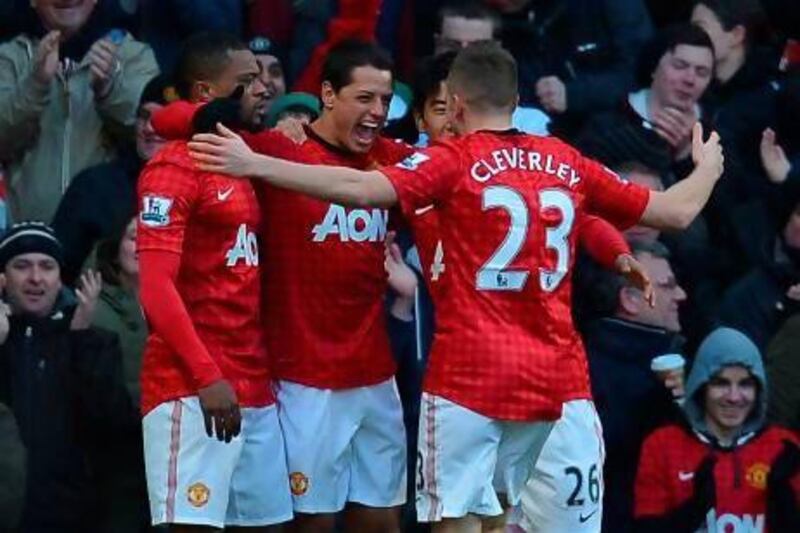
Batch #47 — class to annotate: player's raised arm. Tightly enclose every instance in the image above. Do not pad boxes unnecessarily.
[640,123,724,230]
[189,123,398,207]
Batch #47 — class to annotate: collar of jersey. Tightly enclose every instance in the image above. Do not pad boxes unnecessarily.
[305,123,365,160]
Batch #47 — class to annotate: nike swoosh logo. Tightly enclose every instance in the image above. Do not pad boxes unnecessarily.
[217,187,234,201]
[414,205,434,216]
[678,471,694,482]
[579,509,598,523]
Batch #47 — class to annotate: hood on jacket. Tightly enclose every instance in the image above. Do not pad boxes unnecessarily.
[683,327,767,442]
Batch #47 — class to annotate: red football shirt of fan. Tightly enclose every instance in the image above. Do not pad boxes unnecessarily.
[381,130,649,421]
[635,424,800,531]
[245,127,414,389]
[137,142,271,415]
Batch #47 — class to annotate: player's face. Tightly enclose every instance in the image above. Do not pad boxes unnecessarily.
[208,49,269,127]
[436,15,495,54]
[33,0,96,37]
[629,252,686,332]
[416,81,454,142]
[254,53,286,118]
[3,253,62,318]
[651,44,714,112]
[622,171,664,243]
[135,102,166,161]
[323,65,393,154]
[704,366,757,435]
[691,4,740,68]
[119,218,138,279]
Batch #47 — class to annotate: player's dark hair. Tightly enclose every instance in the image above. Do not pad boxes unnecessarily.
[174,32,249,99]
[437,1,501,35]
[447,41,517,113]
[322,39,393,93]
[412,52,456,115]
[635,23,715,87]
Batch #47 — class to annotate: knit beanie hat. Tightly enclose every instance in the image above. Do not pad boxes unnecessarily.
[0,222,64,270]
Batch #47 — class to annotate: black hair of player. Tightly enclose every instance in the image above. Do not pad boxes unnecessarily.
[174,31,249,99]
[321,39,394,93]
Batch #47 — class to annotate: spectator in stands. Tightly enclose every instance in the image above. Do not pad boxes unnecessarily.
[433,3,551,134]
[765,314,800,431]
[635,327,800,532]
[434,1,498,55]
[139,0,243,72]
[0,402,25,531]
[248,35,288,124]
[265,91,321,127]
[482,0,653,137]
[717,196,800,351]
[577,24,720,342]
[51,73,171,285]
[577,23,714,175]
[579,240,686,532]
[615,162,666,244]
[91,215,149,532]
[93,217,144,405]
[0,0,159,223]
[691,0,782,208]
[0,222,135,531]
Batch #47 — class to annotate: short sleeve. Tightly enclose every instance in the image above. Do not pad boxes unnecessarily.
[137,162,201,254]
[581,155,650,230]
[380,143,462,217]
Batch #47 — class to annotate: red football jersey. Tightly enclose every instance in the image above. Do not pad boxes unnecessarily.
[382,130,649,421]
[635,424,800,532]
[245,127,414,389]
[137,142,271,415]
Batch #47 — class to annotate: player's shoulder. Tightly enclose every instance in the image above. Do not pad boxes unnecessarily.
[139,141,200,189]
[374,136,415,162]
[145,140,192,168]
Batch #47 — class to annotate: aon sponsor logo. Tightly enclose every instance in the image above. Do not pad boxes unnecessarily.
[226,224,259,266]
[705,510,764,532]
[311,205,388,242]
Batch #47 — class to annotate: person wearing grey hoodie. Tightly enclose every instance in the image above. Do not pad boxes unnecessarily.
[633,327,800,532]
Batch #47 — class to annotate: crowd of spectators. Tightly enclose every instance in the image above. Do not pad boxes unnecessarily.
[0,0,799,531]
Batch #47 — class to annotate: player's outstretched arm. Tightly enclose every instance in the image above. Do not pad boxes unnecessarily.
[189,124,399,208]
[640,123,724,231]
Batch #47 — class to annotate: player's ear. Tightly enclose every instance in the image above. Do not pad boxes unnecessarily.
[321,81,335,110]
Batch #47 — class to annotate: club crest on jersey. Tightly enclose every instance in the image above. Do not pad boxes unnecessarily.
[289,472,309,496]
[745,462,769,490]
[397,152,430,170]
[311,204,388,242]
[140,195,173,227]
[187,482,210,507]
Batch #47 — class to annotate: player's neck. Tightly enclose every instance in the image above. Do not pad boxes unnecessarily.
[461,110,514,134]
[309,114,349,152]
